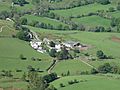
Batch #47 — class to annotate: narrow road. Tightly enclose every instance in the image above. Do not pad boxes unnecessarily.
[48,60,58,74]
[75,56,97,70]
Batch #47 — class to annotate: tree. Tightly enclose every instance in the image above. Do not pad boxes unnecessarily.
[16,27,31,41]
[67,70,70,76]
[28,71,48,90]
[49,41,55,47]
[21,72,26,81]
[19,54,27,60]
[43,73,57,83]
[12,0,28,6]
[96,50,106,59]
[109,7,115,12]
[20,18,27,25]
[49,49,57,57]
[56,46,69,60]
[98,63,112,73]
[0,11,11,19]
[59,83,65,87]
[91,68,98,74]
[117,4,120,11]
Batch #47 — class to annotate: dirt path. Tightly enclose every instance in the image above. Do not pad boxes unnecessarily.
[80,59,97,70]
[0,26,4,33]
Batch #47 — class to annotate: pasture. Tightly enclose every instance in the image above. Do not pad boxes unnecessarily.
[22,15,68,27]
[51,75,120,90]
[52,60,92,75]
[72,15,111,28]
[51,3,115,17]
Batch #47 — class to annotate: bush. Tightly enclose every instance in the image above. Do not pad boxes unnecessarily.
[97,0,110,5]
[96,50,106,59]
[49,49,57,57]
[98,63,112,74]
[109,7,115,12]
[91,68,98,74]
[43,73,57,83]
[31,57,36,61]
[68,80,74,85]
[16,69,22,72]
[117,5,120,11]
[60,83,65,87]
[73,79,79,83]
[19,54,27,60]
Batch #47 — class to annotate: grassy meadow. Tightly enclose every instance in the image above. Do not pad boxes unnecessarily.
[51,3,115,17]
[0,0,120,89]
[22,15,68,27]
[72,15,111,28]
[51,75,120,90]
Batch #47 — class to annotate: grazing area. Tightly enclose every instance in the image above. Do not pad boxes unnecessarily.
[51,3,115,17]
[72,15,111,28]
[1,0,120,90]
[22,15,68,27]
[52,75,120,90]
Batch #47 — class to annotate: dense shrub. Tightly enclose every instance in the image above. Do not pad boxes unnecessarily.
[43,73,57,83]
[96,0,110,5]
[96,50,106,59]
[60,83,65,87]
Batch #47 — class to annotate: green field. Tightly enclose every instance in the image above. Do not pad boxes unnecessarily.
[51,3,115,17]
[0,38,52,78]
[72,15,111,28]
[0,1,11,12]
[110,11,120,18]
[0,20,17,37]
[51,75,120,90]
[1,0,120,89]
[0,38,51,60]
[22,15,68,27]
[0,78,27,90]
[52,60,92,75]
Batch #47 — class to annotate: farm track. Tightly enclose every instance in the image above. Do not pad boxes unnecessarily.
[0,26,4,33]
[48,60,58,74]
[80,59,97,70]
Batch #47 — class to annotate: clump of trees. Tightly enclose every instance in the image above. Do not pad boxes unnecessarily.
[96,0,110,5]
[0,11,12,20]
[111,17,120,32]
[96,50,114,59]
[43,73,57,83]
[16,27,32,41]
[98,63,120,74]
[91,63,120,74]
[1,70,13,77]
[89,26,105,32]
[12,0,29,6]
[27,70,57,90]
[68,79,79,85]
[96,50,107,59]
[56,46,72,60]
